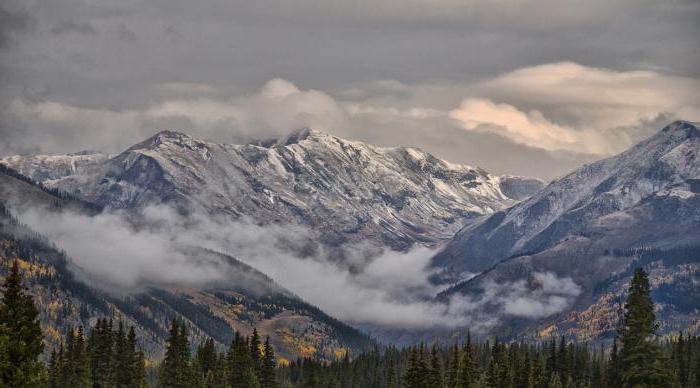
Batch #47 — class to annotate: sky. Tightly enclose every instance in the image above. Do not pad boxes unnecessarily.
[1,0,699,180]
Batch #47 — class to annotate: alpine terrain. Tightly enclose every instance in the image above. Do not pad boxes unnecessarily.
[434,120,700,340]
[1,129,542,251]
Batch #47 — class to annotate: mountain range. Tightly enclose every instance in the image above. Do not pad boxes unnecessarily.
[1,128,541,251]
[0,121,698,356]
[434,120,700,340]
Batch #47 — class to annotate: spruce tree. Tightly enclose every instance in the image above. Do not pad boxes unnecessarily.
[196,337,216,376]
[160,319,190,388]
[404,346,421,388]
[607,337,621,388]
[458,332,477,388]
[261,336,277,388]
[618,267,671,387]
[228,332,260,388]
[445,344,460,388]
[426,344,443,388]
[251,328,262,377]
[0,260,45,387]
[68,326,90,388]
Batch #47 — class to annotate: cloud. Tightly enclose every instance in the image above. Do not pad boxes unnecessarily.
[449,98,607,154]
[455,62,700,153]
[3,62,699,180]
[51,21,96,35]
[15,202,582,330]
[0,2,33,48]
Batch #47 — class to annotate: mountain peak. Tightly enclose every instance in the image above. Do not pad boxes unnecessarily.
[252,127,331,147]
[127,130,200,152]
[661,120,699,136]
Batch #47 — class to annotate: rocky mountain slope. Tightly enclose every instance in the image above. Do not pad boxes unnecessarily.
[0,168,373,361]
[1,129,542,250]
[434,121,700,340]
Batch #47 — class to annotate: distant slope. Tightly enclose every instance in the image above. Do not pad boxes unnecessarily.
[0,170,373,361]
[434,121,700,340]
[434,120,700,274]
[1,129,542,250]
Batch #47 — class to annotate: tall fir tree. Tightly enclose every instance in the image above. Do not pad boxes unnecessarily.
[261,336,277,388]
[0,260,45,387]
[445,343,460,388]
[618,267,671,387]
[404,346,422,388]
[250,327,262,378]
[160,319,191,388]
[458,332,478,388]
[67,326,90,388]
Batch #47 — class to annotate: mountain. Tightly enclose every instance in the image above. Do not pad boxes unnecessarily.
[434,121,700,340]
[1,129,542,250]
[0,167,373,361]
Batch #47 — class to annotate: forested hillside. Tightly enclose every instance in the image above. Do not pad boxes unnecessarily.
[0,168,373,362]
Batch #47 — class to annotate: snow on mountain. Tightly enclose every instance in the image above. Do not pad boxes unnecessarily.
[433,120,700,340]
[1,128,542,250]
[433,120,700,273]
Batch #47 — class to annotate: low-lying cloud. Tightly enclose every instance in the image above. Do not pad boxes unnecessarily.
[15,204,582,331]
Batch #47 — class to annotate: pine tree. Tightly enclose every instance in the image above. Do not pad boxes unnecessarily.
[445,344,460,388]
[458,332,477,388]
[607,337,621,388]
[196,337,216,377]
[160,319,190,388]
[557,336,569,383]
[426,344,443,388]
[88,318,114,388]
[112,321,132,387]
[68,326,90,388]
[251,328,263,378]
[0,260,45,387]
[228,332,260,388]
[485,340,501,388]
[515,350,530,388]
[529,355,544,388]
[48,348,59,388]
[545,338,557,382]
[405,346,422,388]
[125,325,143,387]
[618,267,671,386]
[386,358,398,388]
[261,336,277,388]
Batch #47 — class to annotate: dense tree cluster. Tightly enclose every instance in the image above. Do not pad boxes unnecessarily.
[159,320,277,388]
[0,255,698,388]
[280,332,700,388]
[0,261,45,387]
[48,320,146,388]
[278,268,699,388]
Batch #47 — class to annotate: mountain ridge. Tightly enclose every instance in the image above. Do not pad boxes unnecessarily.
[432,120,700,341]
[1,128,544,251]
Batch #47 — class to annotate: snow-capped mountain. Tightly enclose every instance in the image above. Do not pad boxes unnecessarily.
[1,128,542,250]
[0,168,373,360]
[434,120,700,274]
[434,121,700,340]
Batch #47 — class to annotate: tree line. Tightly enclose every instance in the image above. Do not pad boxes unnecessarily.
[1,258,698,387]
[279,268,699,388]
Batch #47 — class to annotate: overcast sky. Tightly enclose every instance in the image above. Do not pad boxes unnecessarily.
[1,0,698,180]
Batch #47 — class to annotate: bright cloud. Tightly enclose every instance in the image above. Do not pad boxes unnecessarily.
[449,98,608,154]
[4,62,699,178]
